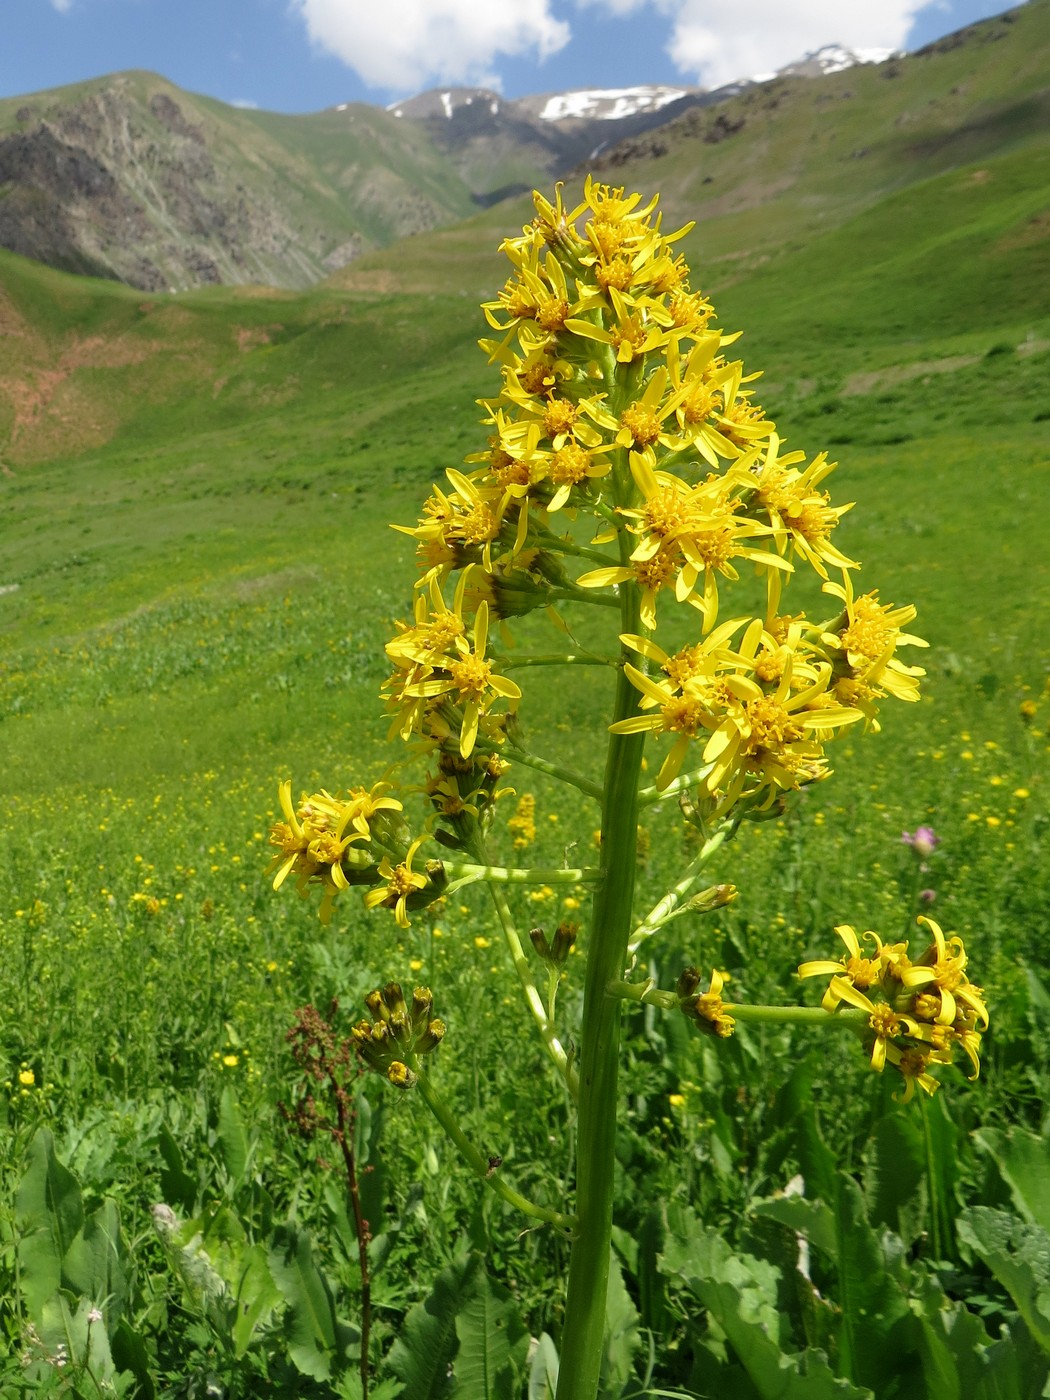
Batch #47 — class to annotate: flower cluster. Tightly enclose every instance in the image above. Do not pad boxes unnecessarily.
[389,178,922,814]
[267,779,445,926]
[350,983,447,1089]
[270,175,925,914]
[799,917,988,1099]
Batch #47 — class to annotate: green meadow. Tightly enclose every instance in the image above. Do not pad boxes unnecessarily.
[1,120,1049,1396]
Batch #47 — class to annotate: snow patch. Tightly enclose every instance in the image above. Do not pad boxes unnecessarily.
[539,85,688,122]
[440,91,453,120]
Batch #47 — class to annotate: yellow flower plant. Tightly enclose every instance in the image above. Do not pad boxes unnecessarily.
[268,177,986,1400]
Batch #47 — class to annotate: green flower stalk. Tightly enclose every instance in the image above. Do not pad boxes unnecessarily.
[267,176,985,1400]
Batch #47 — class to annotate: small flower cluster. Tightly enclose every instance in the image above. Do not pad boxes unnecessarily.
[267,779,445,926]
[799,916,988,1099]
[350,983,446,1089]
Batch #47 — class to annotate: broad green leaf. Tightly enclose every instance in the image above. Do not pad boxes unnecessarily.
[751,1194,838,1261]
[112,1318,156,1400]
[865,1112,926,1243]
[830,1173,912,1391]
[919,1093,960,1261]
[957,1207,1050,1354]
[601,1250,642,1394]
[528,1333,559,1399]
[661,1210,871,1399]
[269,1224,342,1381]
[62,1198,128,1326]
[231,1242,282,1359]
[451,1256,528,1398]
[387,1250,478,1399]
[218,1084,251,1189]
[975,1126,1050,1235]
[157,1123,197,1211]
[15,1128,85,1321]
[40,1294,118,1385]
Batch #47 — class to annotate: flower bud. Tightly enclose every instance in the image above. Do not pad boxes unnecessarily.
[550,921,578,964]
[416,1019,447,1054]
[530,926,553,960]
[387,1061,417,1089]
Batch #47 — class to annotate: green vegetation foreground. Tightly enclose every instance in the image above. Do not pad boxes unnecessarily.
[0,149,1048,1396]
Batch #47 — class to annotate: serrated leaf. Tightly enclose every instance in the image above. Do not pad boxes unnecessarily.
[957,1207,1050,1353]
[388,1251,477,1400]
[451,1256,528,1399]
[751,1194,838,1261]
[15,1128,85,1322]
[662,1208,872,1400]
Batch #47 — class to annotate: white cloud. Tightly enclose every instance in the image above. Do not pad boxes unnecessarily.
[292,0,571,92]
[668,2,926,87]
[574,0,928,88]
[49,0,73,12]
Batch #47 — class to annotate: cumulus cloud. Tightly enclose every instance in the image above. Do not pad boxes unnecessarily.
[292,0,571,92]
[575,0,928,89]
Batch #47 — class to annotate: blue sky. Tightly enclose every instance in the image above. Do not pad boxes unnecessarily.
[2,0,1027,114]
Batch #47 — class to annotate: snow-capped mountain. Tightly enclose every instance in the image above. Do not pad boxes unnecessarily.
[767,43,900,81]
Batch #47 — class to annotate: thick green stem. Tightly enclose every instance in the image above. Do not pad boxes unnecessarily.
[416,1071,576,1230]
[555,585,644,1400]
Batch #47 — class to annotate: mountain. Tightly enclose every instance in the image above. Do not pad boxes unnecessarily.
[0,72,478,291]
[0,2,1043,293]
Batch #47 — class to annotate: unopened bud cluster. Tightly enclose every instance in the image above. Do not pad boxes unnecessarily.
[351,983,447,1089]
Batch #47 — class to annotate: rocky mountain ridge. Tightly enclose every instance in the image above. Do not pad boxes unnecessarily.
[0,4,1038,292]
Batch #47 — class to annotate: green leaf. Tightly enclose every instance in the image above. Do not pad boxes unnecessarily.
[62,1198,128,1327]
[751,1194,838,1262]
[831,1173,911,1388]
[865,1111,926,1243]
[975,1126,1050,1235]
[157,1123,197,1211]
[451,1256,528,1398]
[231,1242,283,1359]
[15,1128,85,1322]
[388,1251,477,1400]
[111,1319,156,1400]
[957,1207,1050,1354]
[218,1084,251,1189]
[528,1333,559,1399]
[602,1249,641,1394]
[661,1210,872,1400]
[269,1224,343,1381]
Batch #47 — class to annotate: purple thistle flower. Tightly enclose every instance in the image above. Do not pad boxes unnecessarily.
[901,826,940,859]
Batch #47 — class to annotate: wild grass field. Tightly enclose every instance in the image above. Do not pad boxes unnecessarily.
[1,122,1049,1399]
